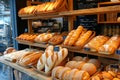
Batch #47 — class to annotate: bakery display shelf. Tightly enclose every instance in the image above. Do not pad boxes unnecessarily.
[17,39,48,48]
[67,49,119,60]
[59,5,120,16]
[98,21,120,24]
[19,12,63,20]
[0,57,52,80]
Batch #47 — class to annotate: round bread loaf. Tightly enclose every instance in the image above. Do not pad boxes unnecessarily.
[87,59,101,68]
[72,56,83,61]
[81,63,97,75]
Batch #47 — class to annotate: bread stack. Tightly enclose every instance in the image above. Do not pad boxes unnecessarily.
[16,33,38,42]
[36,45,68,74]
[34,33,53,43]
[91,71,120,80]
[98,35,120,55]
[52,66,90,80]
[84,35,109,52]
[18,0,68,15]
[63,25,95,48]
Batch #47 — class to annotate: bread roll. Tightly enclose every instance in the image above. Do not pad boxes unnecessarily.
[68,26,84,46]
[102,71,114,80]
[52,66,64,79]
[91,75,101,80]
[62,68,71,80]
[113,78,120,80]
[74,30,93,46]
[65,61,78,69]
[82,57,89,62]
[88,59,101,68]
[75,61,86,70]
[81,63,97,75]
[58,67,71,80]
[68,69,79,80]
[74,70,90,80]
[72,56,83,61]
[98,35,120,55]
[84,35,109,52]
[52,0,63,10]
[63,30,75,45]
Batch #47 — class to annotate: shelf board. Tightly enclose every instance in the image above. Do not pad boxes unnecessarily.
[0,57,52,80]
[19,12,63,20]
[59,5,120,16]
[98,1,120,5]
[17,40,48,48]
[98,21,120,24]
[68,49,119,60]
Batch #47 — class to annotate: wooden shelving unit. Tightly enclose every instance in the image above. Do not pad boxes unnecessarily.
[98,2,120,24]
[0,57,52,80]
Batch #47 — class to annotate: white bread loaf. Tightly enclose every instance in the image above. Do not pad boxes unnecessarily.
[68,69,79,80]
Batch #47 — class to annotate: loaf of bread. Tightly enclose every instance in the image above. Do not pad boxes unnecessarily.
[34,33,53,43]
[68,26,84,46]
[63,30,75,45]
[3,47,16,55]
[87,59,101,68]
[84,35,109,52]
[98,35,120,55]
[18,51,42,67]
[48,34,63,45]
[74,30,93,46]
[81,63,97,75]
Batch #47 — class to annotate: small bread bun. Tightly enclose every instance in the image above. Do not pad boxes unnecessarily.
[75,61,86,70]
[113,78,120,80]
[81,63,97,75]
[52,66,64,79]
[61,67,71,80]
[58,67,71,80]
[87,59,101,68]
[74,70,90,80]
[102,71,114,80]
[91,75,101,80]
[108,71,116,77]
[65,61,77,69]
[68,69,79,80]
[72,56,83,61]
[82,57,89,62]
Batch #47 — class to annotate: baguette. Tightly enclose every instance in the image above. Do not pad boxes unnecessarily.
[68,26,84,46]
[63,30,75,45]
[74,30,93,46]
[52,0,63,10]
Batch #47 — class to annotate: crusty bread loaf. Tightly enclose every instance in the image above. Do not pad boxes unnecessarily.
[74,30,93,46]
[68,26,84,46]
[72,56,83,61]
[19,51,42,67]
[87,59,101,68]
[68,69,79,80]
[81,63,97,75]
[98,35,120,55]
[63,30,75,45]
[84,35,109,52]
[65,61,78,69]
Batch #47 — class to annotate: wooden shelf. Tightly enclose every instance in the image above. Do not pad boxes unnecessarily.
[19,5,120,20]
[68,49,120,60]
[17,40,48,48]
[59,5,120,16]
[17,40,120,60]
[98,21,120,24]
[0,57,52,80]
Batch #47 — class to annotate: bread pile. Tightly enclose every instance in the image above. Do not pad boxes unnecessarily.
[98,35,120,55]
[63,25,95,48]
[52,66,90,80]
[91,71,120,80]
[16,33,38,42]
[36,45,68,74]
[65,56,101,76]
[3,48,39,63]
[84,35,120,55]
[34,33,53,43]
[18,0,68,15]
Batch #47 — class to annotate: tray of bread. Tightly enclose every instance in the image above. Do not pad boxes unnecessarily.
[90,64,120,80]
[84,35,120,55]
[29,45,68,76]
[62,25,96,50]
[18,0,68,17]
[51,56,102,80]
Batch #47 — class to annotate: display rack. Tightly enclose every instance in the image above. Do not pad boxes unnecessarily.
[0,0,120,80]
[0,57,52,80]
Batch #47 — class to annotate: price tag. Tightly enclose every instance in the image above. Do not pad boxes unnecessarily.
[63,36,66,40]
[54,46,60,52]
[84,47,90,51]
[116,49,120,55]
[110,64,119,69]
